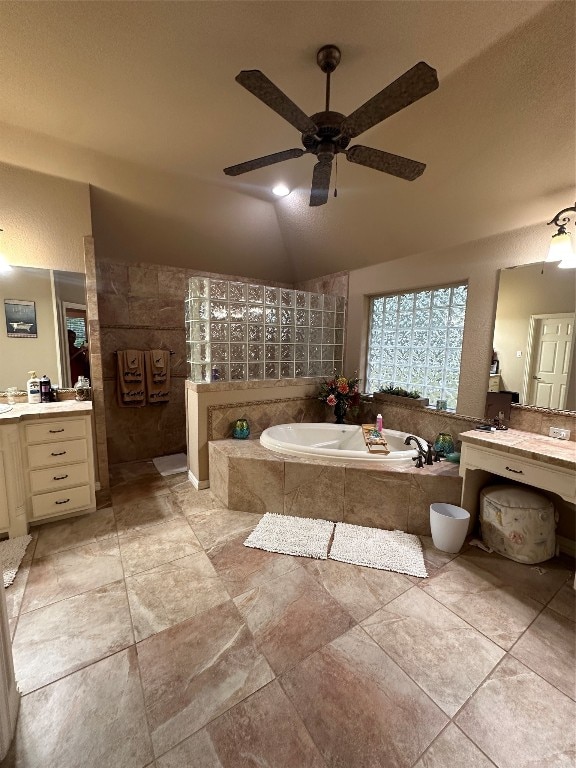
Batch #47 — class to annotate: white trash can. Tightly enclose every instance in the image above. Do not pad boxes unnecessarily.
[430,503,470,553]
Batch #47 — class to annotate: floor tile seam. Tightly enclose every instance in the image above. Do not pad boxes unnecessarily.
[542,571,576,610]
[6,566,33,622]
[17,638,138,699]
[111,488,173,509]
[451,652,518,728]
[454,552,572,608]
[546,600,576,623]
[507,645,576,703]
[414,581,514,652]
[270,675,331,768]
[121,543,208,579]
[126,608,159,763]
[225,559,306,602]
[130,590,238,645]
[123,547,224,583]
[148,676,284,765]
[406,721,499,768]
[115,512,189,539]
[29,531,121,563]
[506,602,563,656]
[194,523,268,555]
[18,574,129,619]
[351,622,461,721]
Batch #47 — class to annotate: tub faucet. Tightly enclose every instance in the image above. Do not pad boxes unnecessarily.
[404,435,428,468]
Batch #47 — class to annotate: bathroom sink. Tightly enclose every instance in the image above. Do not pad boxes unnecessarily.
[0,404,13,414]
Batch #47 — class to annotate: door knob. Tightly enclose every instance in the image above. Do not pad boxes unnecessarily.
[532,376,542,380]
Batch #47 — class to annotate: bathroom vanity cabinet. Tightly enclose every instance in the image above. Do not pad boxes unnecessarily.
[459,428,576,552]
[0,402,96,537]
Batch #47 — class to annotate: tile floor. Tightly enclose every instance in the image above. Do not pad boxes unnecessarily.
[2,460,575,768]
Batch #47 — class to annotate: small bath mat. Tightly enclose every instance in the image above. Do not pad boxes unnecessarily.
[152,453,187,476]
[330,523,428,578]
[1,534,33,588]
[244,513,334,560]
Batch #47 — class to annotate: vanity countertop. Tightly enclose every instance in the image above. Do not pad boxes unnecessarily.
[459,428,576,471]
[0,400,93,424]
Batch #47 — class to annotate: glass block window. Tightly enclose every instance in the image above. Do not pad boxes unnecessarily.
[187,278,346,382]
[366,283,468,409]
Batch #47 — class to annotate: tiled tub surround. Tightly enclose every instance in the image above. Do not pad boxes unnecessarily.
[186,278,346,383]
[358,396,576,546]
[4,458,574,767]
[209,439,462,536]
[186,378,327,489]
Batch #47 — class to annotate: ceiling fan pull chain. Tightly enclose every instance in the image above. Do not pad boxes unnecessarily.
[334,155,338,198]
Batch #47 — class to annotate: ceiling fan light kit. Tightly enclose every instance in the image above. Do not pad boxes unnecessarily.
[224,45,439,206]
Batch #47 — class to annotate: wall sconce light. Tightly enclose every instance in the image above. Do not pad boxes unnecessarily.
[546,203,576,268]
[0,229,12,274]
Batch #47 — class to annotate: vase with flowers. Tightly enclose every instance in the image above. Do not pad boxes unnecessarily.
[318,372,361,424]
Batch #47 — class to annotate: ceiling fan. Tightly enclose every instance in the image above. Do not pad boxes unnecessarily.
[224,45,439,206]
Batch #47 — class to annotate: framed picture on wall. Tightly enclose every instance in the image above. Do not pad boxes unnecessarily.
[4,299,38,338]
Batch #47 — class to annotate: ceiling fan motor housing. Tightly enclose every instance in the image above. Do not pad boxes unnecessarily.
[302,111,350,158]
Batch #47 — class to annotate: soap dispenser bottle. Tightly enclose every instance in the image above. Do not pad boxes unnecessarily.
[27,371,41,404]
[40,374,52,403]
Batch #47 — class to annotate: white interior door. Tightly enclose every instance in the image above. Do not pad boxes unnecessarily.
[526,313,574,409]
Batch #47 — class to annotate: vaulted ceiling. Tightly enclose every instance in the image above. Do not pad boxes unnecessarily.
[1,1,574,281]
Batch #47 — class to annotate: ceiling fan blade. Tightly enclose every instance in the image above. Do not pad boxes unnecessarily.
[224,148,304,176]
[236,70,318,135]
[346,145,426,180]
[310,161,332,207]
[341,62,438,139]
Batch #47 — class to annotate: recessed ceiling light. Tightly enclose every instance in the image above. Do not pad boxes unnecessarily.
[272,184,290,197]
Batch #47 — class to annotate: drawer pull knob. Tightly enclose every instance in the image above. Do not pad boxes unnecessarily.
[53,474,69,481]
[49,428,65,433]
[55,498,70,505]
[505,466,524,474]
[50,451,67,456]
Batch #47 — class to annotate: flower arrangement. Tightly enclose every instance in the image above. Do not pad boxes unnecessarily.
[318,372,361,423]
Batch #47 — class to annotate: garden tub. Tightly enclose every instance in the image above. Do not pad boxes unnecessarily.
[260,423,426,463]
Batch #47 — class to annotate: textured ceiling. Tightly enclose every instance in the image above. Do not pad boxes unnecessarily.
[1,1,574,281]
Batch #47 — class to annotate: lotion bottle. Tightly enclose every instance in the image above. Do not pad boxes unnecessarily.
[27,371,41,404]
[376,413,383,433]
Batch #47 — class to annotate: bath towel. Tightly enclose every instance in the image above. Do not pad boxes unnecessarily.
[145,349,171,404]
[116,349,146,407]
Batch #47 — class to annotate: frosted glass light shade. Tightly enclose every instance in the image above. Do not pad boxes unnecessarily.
[0,253,12,274]
[558,251,576,268]
[546,232,573,263]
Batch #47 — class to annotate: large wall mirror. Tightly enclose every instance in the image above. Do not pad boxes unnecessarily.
[493,262,575,412]
[0,266,88,392]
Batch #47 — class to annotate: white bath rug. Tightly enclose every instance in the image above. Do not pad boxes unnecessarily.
[0,534,33,588]
[330,523,428,578]
[152,453,187,476]
[244,513,334,560]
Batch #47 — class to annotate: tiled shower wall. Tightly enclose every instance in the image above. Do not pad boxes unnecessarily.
[95,259,349,464]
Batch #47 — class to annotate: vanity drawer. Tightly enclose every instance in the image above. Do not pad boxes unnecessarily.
[27,438,88,469]
[29,462,90,494]
[25,419,86,445]
[31,484,92,519]
[463,445,575,501]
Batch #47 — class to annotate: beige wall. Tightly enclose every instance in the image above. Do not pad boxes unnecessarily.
[345,222,559,419]
[494,262,575,404]
[0,267,58,390]
[0,160,91,272]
